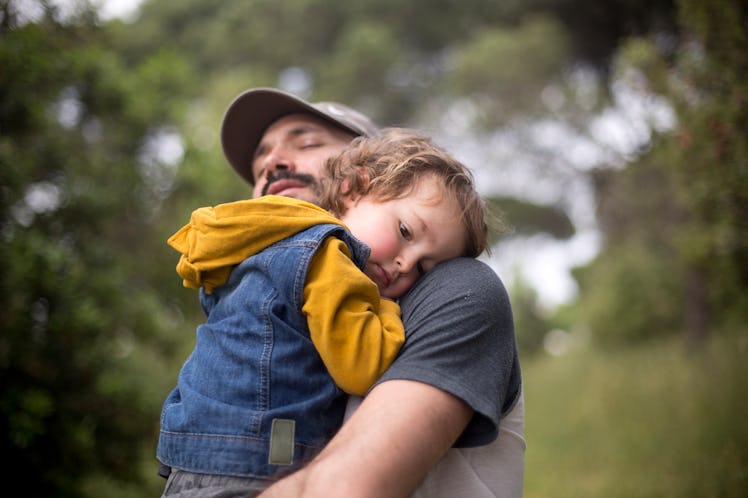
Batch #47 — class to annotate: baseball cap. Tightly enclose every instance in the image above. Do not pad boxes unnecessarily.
[221,87,380,185]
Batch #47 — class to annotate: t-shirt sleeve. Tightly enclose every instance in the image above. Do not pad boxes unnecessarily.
[375,257,522,448]
[303,236,405,396]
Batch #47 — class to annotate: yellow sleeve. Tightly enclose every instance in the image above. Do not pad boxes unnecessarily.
[168,197,344,294]
[302,237,405,396]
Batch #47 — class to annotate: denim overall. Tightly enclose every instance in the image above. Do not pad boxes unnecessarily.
[157,223,370,479]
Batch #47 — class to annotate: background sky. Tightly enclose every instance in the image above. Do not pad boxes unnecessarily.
[95,0,142,20]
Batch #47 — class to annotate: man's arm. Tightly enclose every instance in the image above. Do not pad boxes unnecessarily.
[259,379,472,498]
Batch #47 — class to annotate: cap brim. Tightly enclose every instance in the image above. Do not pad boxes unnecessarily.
[221,88,366,185]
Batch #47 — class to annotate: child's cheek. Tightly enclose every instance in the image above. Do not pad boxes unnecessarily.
[396,274,420,298]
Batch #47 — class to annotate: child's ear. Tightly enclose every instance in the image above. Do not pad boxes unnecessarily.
[353,166,370,198]
[338,178,359,206]
[356,166,370,182]
[343,166,369,203]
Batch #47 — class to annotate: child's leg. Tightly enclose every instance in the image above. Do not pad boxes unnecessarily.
[161,469,271,498]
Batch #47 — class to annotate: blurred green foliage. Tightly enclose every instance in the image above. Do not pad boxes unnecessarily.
[1,2,190,495]
[487,196,574,240]
[508,273,550,357]
[572,0,748,346]
[524,330,748,497]
[1,0,745,494]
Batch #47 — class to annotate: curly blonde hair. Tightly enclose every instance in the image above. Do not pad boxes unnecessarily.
[317,128,489,258]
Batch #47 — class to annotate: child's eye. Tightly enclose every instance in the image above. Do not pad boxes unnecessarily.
[399,222,411,240]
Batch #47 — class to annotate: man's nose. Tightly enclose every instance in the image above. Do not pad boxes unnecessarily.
[262,149,296,176]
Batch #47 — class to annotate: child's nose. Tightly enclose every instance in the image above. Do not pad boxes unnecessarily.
[396,253,416,274]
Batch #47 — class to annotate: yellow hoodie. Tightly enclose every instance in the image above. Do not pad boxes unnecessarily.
[167,195,404,395]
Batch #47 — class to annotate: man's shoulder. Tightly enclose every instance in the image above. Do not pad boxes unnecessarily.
[416,257,506,299]
[434,257,495,276]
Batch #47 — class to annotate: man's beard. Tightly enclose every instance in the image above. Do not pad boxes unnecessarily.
[261,171,319,196]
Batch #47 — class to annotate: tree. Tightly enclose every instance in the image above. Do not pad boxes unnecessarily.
[0,1,192,495]
[571,0,748,345]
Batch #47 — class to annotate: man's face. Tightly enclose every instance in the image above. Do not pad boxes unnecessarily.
[251,114,357,203]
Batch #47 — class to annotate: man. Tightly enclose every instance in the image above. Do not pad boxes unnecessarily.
[223,88,525,497]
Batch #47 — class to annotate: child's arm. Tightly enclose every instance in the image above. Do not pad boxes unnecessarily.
[302,237,405,396]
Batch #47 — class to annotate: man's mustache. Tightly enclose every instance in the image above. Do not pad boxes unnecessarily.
[261,172,318,196]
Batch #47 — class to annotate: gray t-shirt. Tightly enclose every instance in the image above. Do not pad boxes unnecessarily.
[374,257,522,447]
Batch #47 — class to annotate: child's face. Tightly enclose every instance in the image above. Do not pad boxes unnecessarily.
[340,175,468,299]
